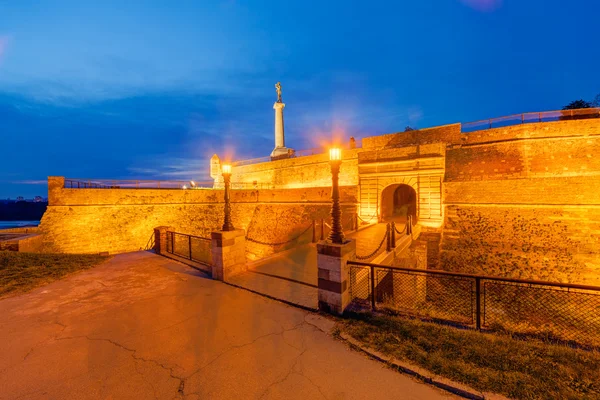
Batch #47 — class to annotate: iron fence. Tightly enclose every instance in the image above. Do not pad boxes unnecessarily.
[348,261,600,348]
[65,179,275,190]
[166,231,212,267]
[462,107,600,133]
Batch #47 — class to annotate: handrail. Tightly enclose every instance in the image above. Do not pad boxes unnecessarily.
[347,260,600,291]
[64,179,275,190]
[166,231,211,241]
[462,107,600,133]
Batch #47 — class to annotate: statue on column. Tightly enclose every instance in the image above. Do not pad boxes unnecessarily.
[275,82,282,103]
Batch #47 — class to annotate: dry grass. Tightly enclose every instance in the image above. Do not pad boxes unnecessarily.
[339,312,600,400]
[0,251,110,297]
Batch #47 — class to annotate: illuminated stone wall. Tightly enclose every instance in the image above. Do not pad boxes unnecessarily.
[39,117,600,284]
[40,177,357,259]
[230,149,359,189]
[440,119,600,284]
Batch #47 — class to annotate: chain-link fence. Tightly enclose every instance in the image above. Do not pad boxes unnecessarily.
[348,261,600,348]
[166,231,212,267]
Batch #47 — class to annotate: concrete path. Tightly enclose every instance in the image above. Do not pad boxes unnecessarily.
[0,252,454,400]
[228,223,396,308]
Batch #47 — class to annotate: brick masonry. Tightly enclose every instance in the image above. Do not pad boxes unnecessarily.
[38,118,600,286]
[40,177,358,257]
[440,119,600,285]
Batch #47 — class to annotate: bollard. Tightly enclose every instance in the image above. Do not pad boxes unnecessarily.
[391,221,396,248]
[386,223,392,252]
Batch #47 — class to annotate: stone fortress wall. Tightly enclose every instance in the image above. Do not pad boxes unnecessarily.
[442,119,600,285]
[40,177,358,260]
[39,116,600,284]
[224,118,600,284]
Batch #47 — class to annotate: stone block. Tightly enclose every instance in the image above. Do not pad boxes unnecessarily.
[211,229,246,282]
[316,239,356,315]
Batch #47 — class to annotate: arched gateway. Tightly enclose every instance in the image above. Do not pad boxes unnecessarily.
[380,184,417,222]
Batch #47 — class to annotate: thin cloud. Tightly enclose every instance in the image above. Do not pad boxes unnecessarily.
[459,0,502,12]
[0,35,10,64]
[11,180,47,185]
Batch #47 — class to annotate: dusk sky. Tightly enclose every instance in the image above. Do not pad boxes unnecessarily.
[1,0,598,198]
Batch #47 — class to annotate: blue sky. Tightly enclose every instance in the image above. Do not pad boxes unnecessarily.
[0,0,598,198]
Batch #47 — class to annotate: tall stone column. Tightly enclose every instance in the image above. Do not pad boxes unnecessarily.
[274,101,285,148]
[270,82,293,159]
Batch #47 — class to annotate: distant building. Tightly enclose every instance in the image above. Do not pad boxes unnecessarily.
[16,196,24,202]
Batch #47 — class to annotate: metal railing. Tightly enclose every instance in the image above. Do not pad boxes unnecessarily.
[348,261,600,347]
[166,231,212,267]
[462,107,600,133]
[64,179,275,190]
[65,179,213,189]
[231,143,359,168]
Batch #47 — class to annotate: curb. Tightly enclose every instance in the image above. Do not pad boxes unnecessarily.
[339,332,509,400]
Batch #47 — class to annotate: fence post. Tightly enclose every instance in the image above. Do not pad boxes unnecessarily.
[370,266,376,311]
[538,112,541,123]
[391,221,396,248]
[386,223,391,252]
[488,119,492,129]
[475,277,481,330]
[521,114,524,123]
[320,218,324,240]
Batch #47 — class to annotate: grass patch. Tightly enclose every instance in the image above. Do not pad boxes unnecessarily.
[0,251,110,297]
[340,312,600,400]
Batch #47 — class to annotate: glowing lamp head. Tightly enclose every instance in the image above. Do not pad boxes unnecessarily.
[182,184,188,190]
[190,180,196,188]
[329,148,342,161]
[222,164,232,175]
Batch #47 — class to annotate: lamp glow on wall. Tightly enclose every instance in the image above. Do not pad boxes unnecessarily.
[221,163,235,231]
[327,147,345,244]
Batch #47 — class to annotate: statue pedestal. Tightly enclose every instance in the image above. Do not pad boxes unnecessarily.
[270,146,294,159]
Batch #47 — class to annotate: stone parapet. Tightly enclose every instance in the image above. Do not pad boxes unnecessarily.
[211,229,246,282]
[317,239,356,314]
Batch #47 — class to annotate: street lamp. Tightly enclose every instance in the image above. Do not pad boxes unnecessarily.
[327,148,345,244]
[221,164,235,231]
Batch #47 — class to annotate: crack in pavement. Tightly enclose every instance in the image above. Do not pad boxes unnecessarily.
[55,335,186,398]
[183,318,309,385]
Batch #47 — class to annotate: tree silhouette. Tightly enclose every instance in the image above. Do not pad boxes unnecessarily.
[563,99,593,110]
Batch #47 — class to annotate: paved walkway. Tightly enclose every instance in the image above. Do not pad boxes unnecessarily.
[230,223,396,309]
[0,252,454,399]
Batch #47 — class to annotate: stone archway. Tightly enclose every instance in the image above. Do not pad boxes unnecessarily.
[380,184,417,223]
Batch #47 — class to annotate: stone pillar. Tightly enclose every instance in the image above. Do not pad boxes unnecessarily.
[153,226,172,255]
[317,239,356,315]
[47,176,65,205]
[271,102,293,158]
[274,101,285,148]
[210,229,246,281]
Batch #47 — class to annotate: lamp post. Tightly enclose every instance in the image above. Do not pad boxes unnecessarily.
[327,148,345,244]
[221,164,235,231]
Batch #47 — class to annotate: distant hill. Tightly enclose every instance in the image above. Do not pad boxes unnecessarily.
[0,202,48,221]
